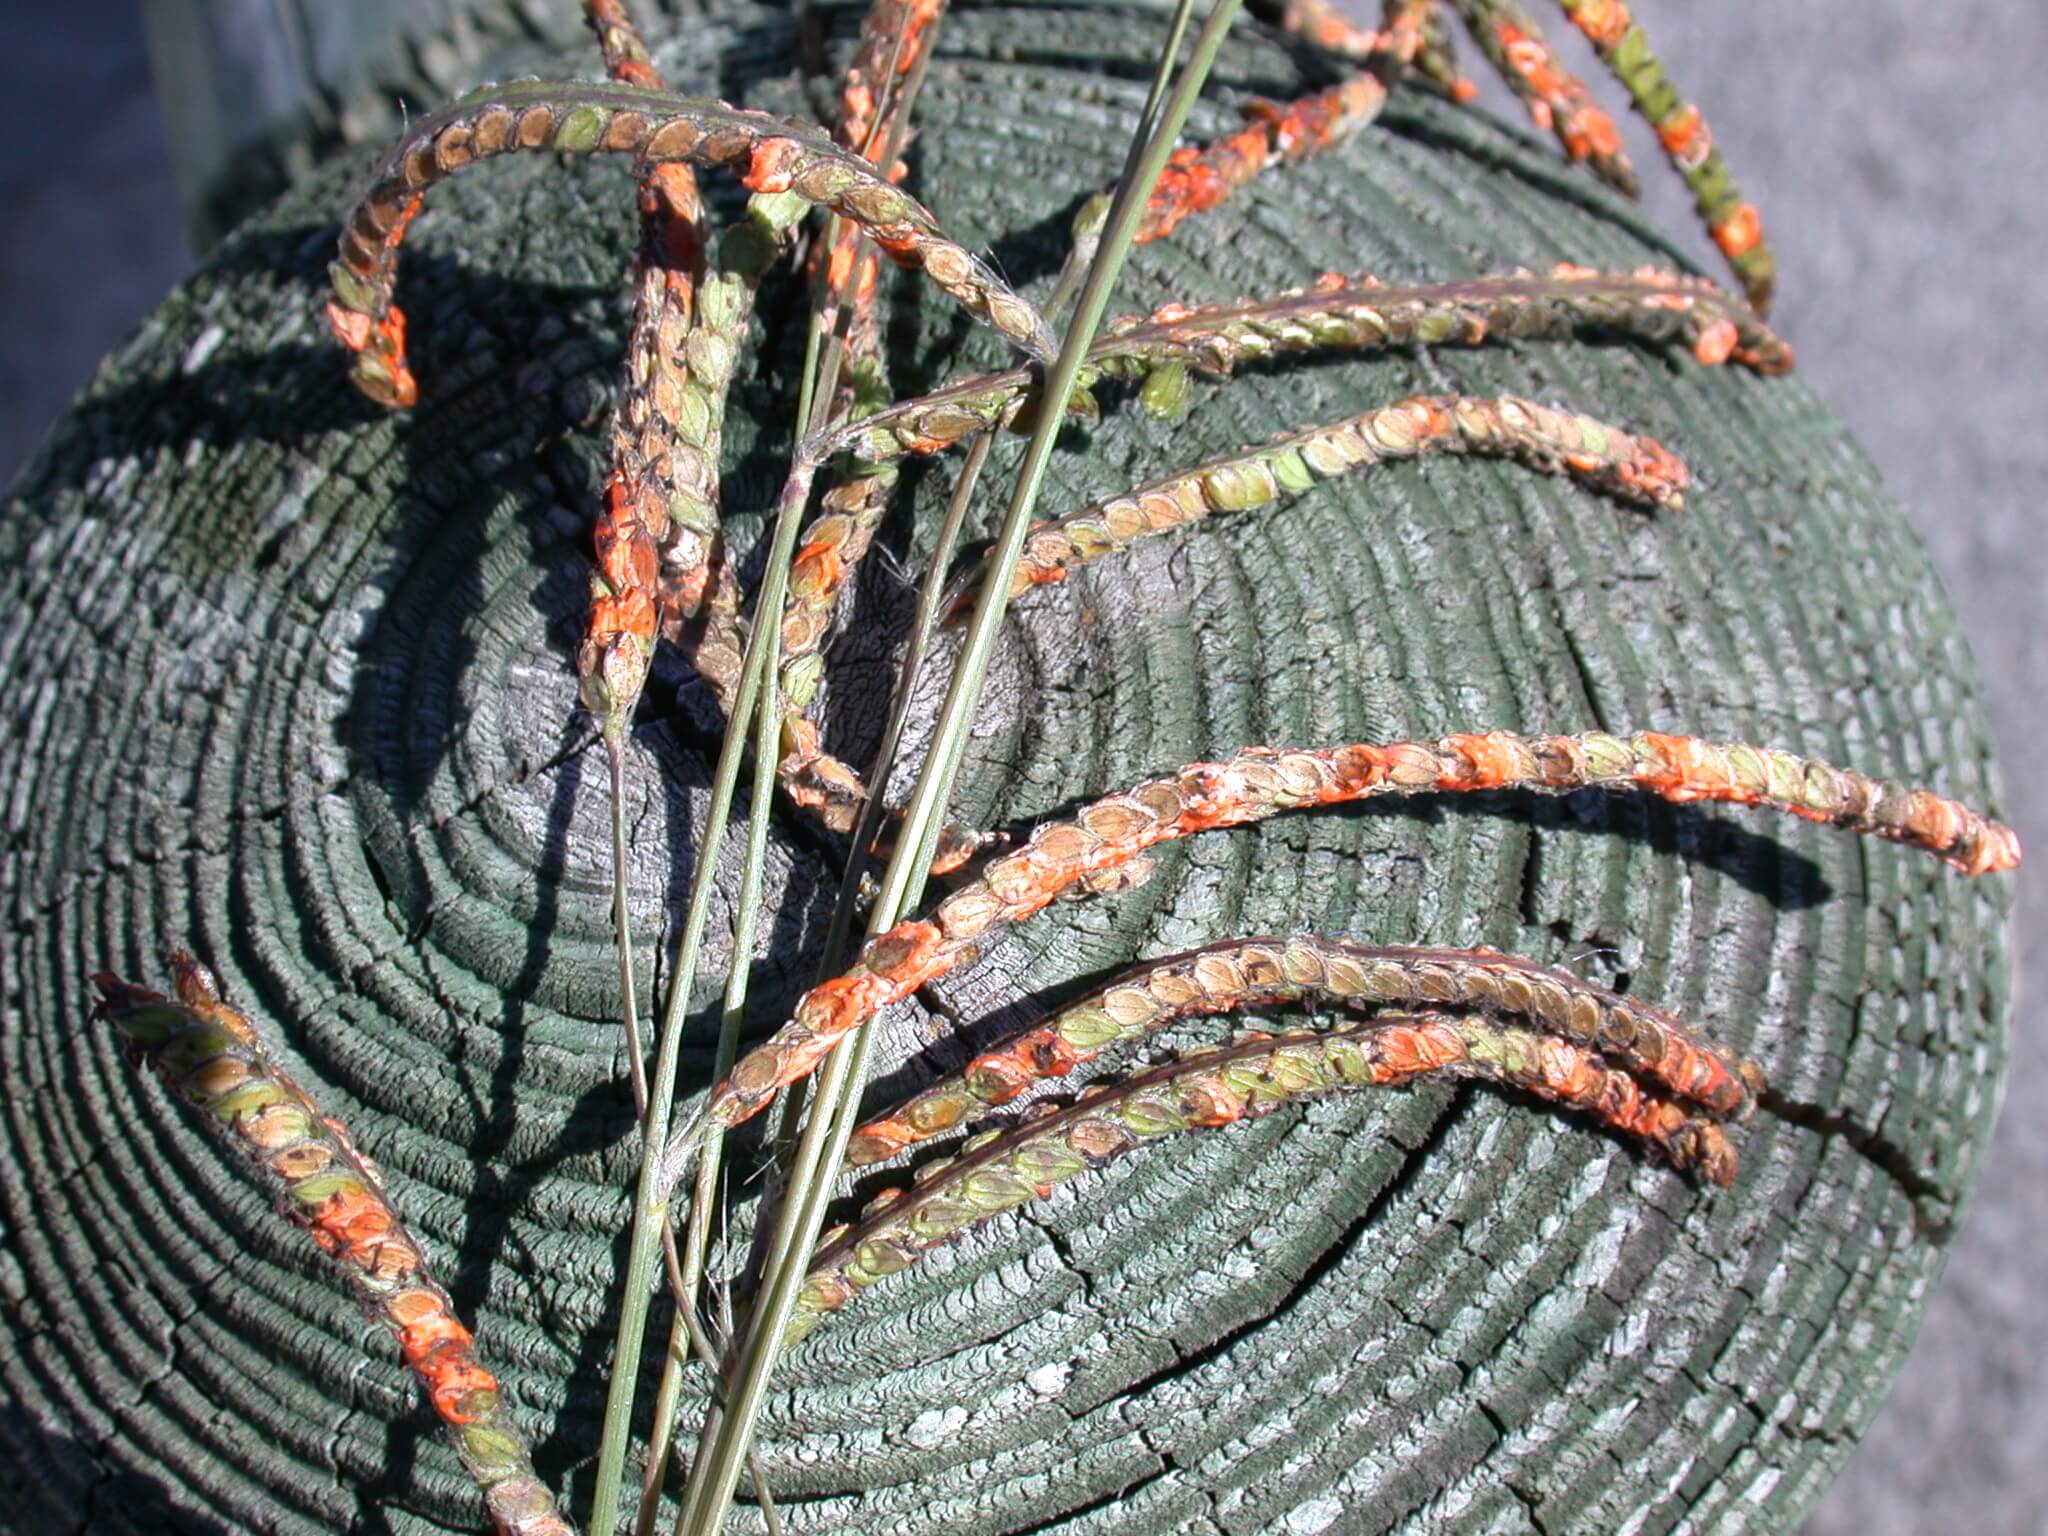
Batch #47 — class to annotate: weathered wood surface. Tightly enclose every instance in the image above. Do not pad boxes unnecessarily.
[0,3,2014,1531]
[143,0,617,244]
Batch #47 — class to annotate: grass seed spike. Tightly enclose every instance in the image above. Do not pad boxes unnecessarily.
[326,81,1058,408]
[844,935,1764,1168]
[91,956,576,1536]
[942,391,1687,613]
[665,728,2015,1181]
[1451,0,1635,191]
[794,1012,1738,1345]
[823,263,1789,471]
[1553,0,1776,309]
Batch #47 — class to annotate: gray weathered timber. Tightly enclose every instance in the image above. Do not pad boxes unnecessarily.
[142,0,699,245]
[0,2,2014,1532]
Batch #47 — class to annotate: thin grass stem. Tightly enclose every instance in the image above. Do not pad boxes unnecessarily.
[664,4,1244,1530]
[585,452,817,1534]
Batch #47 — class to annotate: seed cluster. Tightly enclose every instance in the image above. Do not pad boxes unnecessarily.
[846,935,1761,1166]
[327,81,1057,408]
[577,0,716,732]
[665,728,2017,1184]
[91,956,573,1536]
[791,1012,1735,1343]
[948,391,1687,610]
[836,264,1791,470]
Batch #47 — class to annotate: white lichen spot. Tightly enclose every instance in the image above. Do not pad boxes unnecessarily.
[1024,1362,1070,1396]
[1566,1209,1631,1290]
[1592,1396,1639,1437]
[1473,1114,1505,1160]
[182,324,226,375]
[1283,1494,1342,1534]
[903,1405,967,1450]
[1742,1465,1782,1504]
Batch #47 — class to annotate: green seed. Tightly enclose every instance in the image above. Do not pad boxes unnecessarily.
[1138,361,1192,420]
[1057,1006,1124,1049]
[289,1172,362,1207]
[1121,1092,1190,1138]
[1203,461,1276,512]
[1269,447,1316,493]
[207,1081,285,1123]
[552,104,606,152]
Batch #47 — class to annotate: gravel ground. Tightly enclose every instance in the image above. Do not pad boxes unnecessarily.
[2,3,2040,1530]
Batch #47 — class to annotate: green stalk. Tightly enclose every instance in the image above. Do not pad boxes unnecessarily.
[1041,0,1196,311]
[746,14,956,1239]
[634,1314,693,1532]
[784,425,989,1014]
[855,0,1201,898]
[605,733,649,1110]
[666,4,1242,1530]
[879,0,1244,927]
[628,163,868,1524]
[634,603,787,1533]
[743,430,991,1289]
[842,432,994,912]
[1136,0,1198,127]
[743,433,988,1294]
[619,164,852,1528]
[586,450,819,1536]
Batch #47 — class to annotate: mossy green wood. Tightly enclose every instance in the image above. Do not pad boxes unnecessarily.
[0,2,2012,1531]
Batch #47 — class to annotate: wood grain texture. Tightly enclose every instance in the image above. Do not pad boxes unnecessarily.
[0,2,2013,1531]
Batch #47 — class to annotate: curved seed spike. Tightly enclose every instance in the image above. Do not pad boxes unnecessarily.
[1134,52,1409,244]
[1087,264,1789,380]
[790,1013,1735,1344]
[944,392,1685,613]
[772,0,952,846]
[1390,0,1480,101]
[327,81,1056,405]
[1271,0,1387,59]
[846,935,1761,1165]
[584,0,666,89]
[577,0,774,733]
[575,1,714,733]
[1552,0,1776,312]
[1449,0,1635,193]
[1108,0,1437,248]
[91,956,575,1536]
[821,0,951,357]
[576,4,804,723]
[661,728,2015,1170]
[824,264,1789,468]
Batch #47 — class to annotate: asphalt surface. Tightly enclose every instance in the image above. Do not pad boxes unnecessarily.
[2,4,2040,1530]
